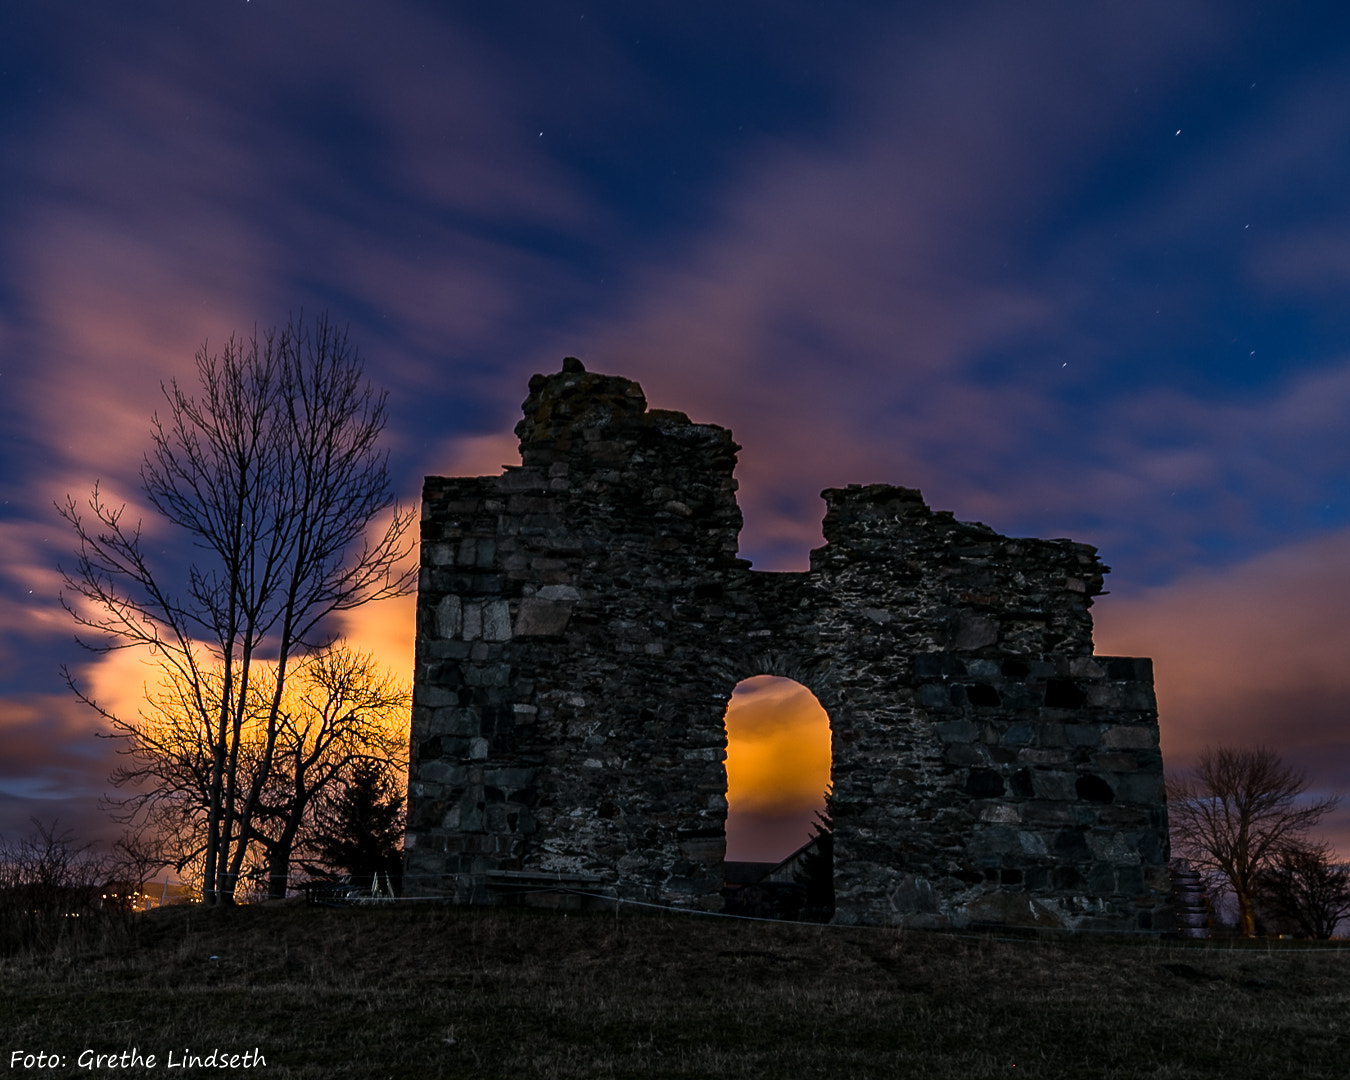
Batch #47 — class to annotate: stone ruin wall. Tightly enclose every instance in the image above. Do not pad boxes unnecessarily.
[404,359,1173,931]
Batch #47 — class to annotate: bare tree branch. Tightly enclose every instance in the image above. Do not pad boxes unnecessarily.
[1252,842,1350,938]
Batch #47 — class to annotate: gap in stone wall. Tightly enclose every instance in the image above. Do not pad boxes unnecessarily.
[726,473,823,574]
[722,675,832,863]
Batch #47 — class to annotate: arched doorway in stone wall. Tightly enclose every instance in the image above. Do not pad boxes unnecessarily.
[721,676,833,920]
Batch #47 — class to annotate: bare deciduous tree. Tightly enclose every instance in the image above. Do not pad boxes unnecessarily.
[1252,843,1350,939]
[60,312,414,904]
[1167,745,1340,936]
[0,820,112,954]
[98,646,408,900]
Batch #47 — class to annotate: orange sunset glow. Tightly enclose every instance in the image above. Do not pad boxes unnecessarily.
[722,676,832,862]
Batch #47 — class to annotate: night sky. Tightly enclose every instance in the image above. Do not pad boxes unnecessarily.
[4,2,1350,861]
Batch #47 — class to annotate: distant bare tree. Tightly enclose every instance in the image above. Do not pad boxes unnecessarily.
[60,312,414,904]
[1167,745,1340,936]
[0,820,112,954]
[1252,843,1350,939]
[107,829,172,909]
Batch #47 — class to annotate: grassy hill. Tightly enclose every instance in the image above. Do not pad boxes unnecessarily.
[2,901,1348,1079]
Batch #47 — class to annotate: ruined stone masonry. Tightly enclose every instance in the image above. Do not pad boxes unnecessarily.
[405,358,1173,931]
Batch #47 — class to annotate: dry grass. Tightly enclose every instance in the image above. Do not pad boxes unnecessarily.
[2,902,1348,1078]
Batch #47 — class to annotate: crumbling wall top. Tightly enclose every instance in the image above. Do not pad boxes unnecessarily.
[515,357,739,472]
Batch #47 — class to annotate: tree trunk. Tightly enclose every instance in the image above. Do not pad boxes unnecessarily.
[266,847,291,901]
[1237,888,1257,936]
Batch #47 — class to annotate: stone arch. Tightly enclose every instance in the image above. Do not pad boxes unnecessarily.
[720,673,834,921]
[722,674,832,861]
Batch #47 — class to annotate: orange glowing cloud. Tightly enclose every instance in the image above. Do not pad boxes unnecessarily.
[335,590,418,753]
[722,676,832,862]
[337,593,418,688]
[723,676,831,815]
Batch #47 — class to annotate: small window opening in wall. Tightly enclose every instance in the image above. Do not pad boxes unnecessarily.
[722,676,832,921]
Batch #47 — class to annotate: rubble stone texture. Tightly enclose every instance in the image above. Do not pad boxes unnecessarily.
[405,358,1173,931]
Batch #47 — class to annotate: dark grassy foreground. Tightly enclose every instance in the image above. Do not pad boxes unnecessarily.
[2,902,1348,1079]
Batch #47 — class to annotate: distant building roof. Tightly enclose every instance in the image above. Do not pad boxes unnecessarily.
[723,861,776,886]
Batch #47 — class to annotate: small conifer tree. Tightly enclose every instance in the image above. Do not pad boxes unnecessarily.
[311,760,405,894]
[793,802,834,920]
